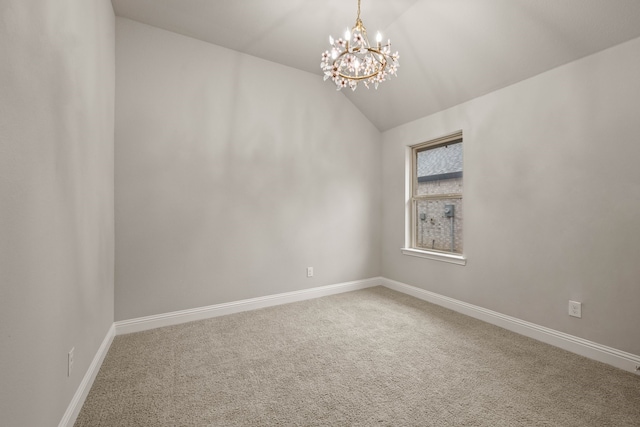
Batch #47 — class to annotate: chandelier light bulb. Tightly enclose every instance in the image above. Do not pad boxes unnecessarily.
[320,0,399,91]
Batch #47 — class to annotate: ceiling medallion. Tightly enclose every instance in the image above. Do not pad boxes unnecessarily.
[321,0,399,91]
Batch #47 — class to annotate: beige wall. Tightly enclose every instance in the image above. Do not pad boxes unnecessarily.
[114,18,382,321]
[0,0,115,425]
[382,36,640,355]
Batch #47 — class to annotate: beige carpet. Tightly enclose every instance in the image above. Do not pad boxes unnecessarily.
[75,286,640,426]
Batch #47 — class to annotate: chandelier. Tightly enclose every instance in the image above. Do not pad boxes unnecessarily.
[321,0,399,91]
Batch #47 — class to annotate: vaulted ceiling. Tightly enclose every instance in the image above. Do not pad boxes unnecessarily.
[112,0,640,131]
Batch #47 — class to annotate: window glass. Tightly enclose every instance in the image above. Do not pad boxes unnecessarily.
[415,198,463,253]
[416,143,463,196]
[411,134,463,255]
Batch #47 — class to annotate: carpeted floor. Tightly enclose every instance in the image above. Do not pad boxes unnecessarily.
[75,286,640,426]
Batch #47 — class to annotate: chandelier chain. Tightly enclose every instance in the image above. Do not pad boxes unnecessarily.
[357,0,361,21]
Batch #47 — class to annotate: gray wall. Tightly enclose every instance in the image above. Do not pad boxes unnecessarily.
[382,36,640,355]
[114,18,382,321]
[0,0,115,425]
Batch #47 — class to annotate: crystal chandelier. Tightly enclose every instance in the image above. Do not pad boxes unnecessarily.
[321,0,399,91]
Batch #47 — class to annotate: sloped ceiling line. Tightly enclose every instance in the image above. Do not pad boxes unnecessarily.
[112,0,640,131]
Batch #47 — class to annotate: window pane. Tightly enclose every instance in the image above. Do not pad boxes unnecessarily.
[415,198,463,253]
[416,142,462,196]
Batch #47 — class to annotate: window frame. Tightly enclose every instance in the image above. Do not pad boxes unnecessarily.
[403,131,466,265]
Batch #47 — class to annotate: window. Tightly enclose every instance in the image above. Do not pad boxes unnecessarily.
[403,131,465,265]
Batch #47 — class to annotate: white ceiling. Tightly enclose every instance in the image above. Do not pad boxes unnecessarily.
[112,0,640,131]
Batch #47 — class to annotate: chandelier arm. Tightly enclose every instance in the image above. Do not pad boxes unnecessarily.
[337,72,380,81]
[332,48,389,81]
[366,48,390,69]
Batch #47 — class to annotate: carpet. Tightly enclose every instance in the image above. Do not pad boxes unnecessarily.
[75,286,640,426]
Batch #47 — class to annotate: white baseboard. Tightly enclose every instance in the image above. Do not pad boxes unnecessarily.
[58,323,115,427]
[115,277,383,335]
[381,277,640,375]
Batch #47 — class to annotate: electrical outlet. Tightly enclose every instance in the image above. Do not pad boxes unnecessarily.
[68,347,74,377]
[306,267,313,277]
[568,301,582,318]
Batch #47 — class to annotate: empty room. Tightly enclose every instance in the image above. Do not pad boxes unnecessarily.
[2,0,640,425]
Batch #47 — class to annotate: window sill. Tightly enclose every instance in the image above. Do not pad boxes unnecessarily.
[401,248,467,266]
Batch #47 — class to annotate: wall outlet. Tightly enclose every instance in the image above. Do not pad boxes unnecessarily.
[68,347,75,377]
[306,267,313,277]
[568,301,582,318]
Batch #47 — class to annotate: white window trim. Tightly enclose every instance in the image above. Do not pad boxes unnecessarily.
[401,247,467,265]
[403,130,466,266]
